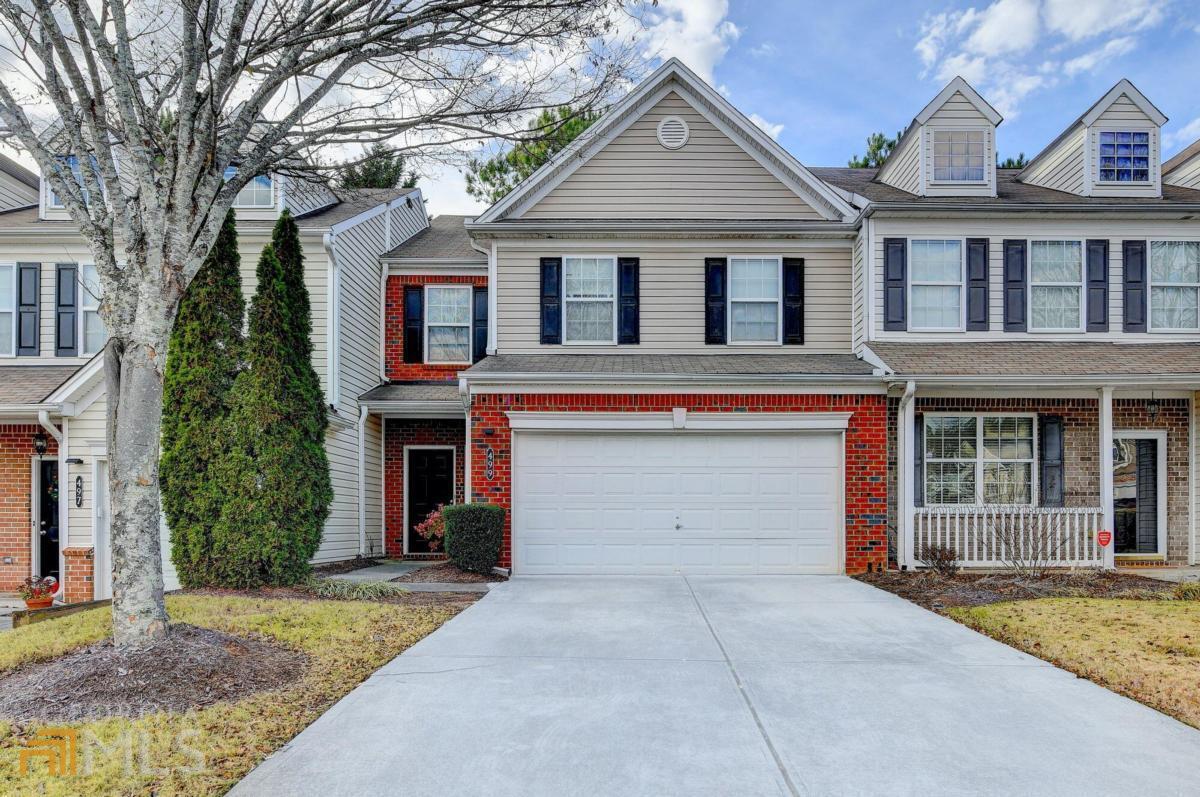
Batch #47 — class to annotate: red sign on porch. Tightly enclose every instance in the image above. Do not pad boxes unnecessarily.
[1097,530,1112,548]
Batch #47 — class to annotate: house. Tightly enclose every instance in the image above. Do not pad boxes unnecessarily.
[0,161,426,602]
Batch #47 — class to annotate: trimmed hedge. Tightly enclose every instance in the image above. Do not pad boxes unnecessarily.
[443,504,505,574]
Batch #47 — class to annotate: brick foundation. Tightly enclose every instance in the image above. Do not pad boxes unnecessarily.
[0,424,58,592]
[384,274,489,382]
[383,418,467,557]
[62,547,95,603]
[468,393,889,574]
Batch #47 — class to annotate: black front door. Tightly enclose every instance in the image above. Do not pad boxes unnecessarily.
[37,460,60,580]
[407,449,455,554]
[1114,438,1158,555]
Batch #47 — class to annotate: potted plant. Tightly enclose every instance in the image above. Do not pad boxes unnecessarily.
[19,576,57,610]
[413,505,447,552]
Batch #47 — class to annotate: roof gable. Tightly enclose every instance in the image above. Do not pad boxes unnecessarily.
[1081,79,1167,127]
[914,77,1003,126]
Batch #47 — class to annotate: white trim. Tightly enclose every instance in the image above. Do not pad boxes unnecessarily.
[504,410,853,432]
[0,262,15,357]
[1092,126,1156,187]
[907,238,966,332]
[561,254,618,345]
[1147,240,1200,333]
[1112,428,1169,558]
[388,266,487,277]
[361,400,464,418]
[92,457,107,600]
[357,405,368,556]
[1100,386,1116,568]
[402,445,456,556]
[920,411,1039,507]
[29,456,40,577]
[1027,239,1086,333]
[487,241,498,355]
[423,284,474,365]
[927,127,990,186]
[1081,79,1167,128]
[915,76,1003,126]
[727,255,783,346]
[229,172,276,209]
[380,417,388,556]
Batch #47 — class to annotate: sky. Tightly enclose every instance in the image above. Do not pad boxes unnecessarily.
[423,0,1200,216]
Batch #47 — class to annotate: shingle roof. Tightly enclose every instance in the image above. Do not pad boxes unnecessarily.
[465,353,876,377]
[812,167,1200,207]
[0,365,83,404]
[382,215,480,260]
[868,342,1200,377]
[0,153,38,189]
[359,382,460,402]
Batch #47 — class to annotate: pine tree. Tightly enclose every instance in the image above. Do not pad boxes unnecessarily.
[160,210,244,587]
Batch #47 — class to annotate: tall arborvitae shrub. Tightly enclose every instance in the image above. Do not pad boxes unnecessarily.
[160,210,244,587]
[209,221,332,586]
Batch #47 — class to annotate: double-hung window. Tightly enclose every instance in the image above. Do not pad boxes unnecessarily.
[1029,241,1083,331]
[924,415,1035,505]
[224,166,275,208]
[729,257,781,343]
[909,240,963,330]
[424,285,472,363]
[1149,241,1200,331]
[1097,131,1150,183]
[563,256,616,344]
[932,130,986,182]
[0,263,13,356]
[48,155,101,208]
[81,264,107,355]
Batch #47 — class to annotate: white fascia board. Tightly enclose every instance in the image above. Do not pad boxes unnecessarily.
[884,374,1200,388]
[465,372,881,387]
[464,220,858,238]
[43,355,103,405]
[360,400,464,418]
[857,345,892,375]
[1081,79,1168,128]
[915,76,1003,126]
[328,188,423,235]
[506,410,852,432]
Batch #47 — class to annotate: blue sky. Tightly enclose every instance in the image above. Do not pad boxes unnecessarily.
[427,0,1200,215]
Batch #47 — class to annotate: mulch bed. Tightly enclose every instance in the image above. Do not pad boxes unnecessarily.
[186,586,480,608]
[0,624,306,723]
[311,556,382,576]
[856,569,1175,612]
[392,561,506,584]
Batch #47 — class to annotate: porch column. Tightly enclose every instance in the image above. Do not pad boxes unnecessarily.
[1099,386,1116,569]
[898,381,917,569]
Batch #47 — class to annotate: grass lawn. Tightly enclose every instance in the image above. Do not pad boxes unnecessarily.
[951,598,1200,728]
[0,593,470,795]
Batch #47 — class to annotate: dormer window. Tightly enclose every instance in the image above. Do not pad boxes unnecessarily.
[932,130,986,182]
[48,155,101,208]
[224,166,275,208]
[1098,131,1150,182]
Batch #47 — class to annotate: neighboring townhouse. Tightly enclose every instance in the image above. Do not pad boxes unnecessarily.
[0,161,427,602]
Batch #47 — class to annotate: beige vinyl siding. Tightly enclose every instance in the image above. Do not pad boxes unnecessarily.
[364,413,384,557]
[877,128,921,194]
[316,424,361,563]
[1094,94,1155,125]
[495,239,853,354]
[1022,125,1086,194]
[852,229,867,350]
[0,171,36,212]
[523,92,823,220]
[1165,150,1200,190]
[928,91,991,123]
[869,218,1200,341]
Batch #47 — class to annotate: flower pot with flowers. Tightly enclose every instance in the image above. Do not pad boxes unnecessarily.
[19,576,57,610]
[414,505,447,552]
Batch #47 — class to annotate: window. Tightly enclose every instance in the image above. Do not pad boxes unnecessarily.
[424,285,471,363]
[932,130,986,182]
[1149,241,1200,331]
[48,155,101,208]
[729,257,781,343]
[1097,131,1150,183]
[224,166,275,208]
[1029,241,1083,331]
[925,414,1035,505]
[563,256,616,344]
[909,240,963,330]
[0,264,13,356]
[80,264,107,355]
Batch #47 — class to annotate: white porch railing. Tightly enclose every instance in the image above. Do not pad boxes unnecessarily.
[912,505,1107,568]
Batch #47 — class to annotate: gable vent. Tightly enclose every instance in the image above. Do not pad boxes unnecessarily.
[656,116,689,150]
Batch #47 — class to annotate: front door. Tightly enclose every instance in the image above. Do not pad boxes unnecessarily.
[407,448,455,554]
[1113,437,1161,555]
[35,460,60,581]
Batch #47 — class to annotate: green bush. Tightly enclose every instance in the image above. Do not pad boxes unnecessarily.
[1173,582,1200,601]
[443,504,505,574]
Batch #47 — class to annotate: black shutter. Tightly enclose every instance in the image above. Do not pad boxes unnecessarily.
[1123,240,1147,333]
[782,257,805,345]
[1085,240,1109,332]
[617,257,639,345]
[883,238,907,331]
[965,238,989,331]
[1038,415,1064,507]
[704,257,727,344]
[913,413,924,508]
[402,285,423,364]
[1002,240,1027,332]
[1135,439,1158,553]
[472,286,488,363]
[55,263,77,357]
[16,263,39,356]
[539,257,562,345]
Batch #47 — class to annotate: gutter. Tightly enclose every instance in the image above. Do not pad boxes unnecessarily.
[881,373,1200,387]
[462,371,883,387]
[464,220,860,238]
[863,201,1200,216]
[0,403,61,415]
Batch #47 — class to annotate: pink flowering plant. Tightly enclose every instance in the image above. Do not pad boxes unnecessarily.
[19,575,57,601]
[414,505,447,552]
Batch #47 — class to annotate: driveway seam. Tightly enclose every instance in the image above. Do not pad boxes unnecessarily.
[683,575,802,797]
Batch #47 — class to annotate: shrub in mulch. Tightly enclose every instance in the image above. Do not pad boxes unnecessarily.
[392,561,506,584]
[0,624,306,723]
[443,503,505,574]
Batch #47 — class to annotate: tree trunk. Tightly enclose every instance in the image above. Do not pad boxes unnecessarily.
[105,334,170,648]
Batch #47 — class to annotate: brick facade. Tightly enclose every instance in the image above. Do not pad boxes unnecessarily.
[384,274,489,382]
[383,418,467,557]
[468,393,889,574]
[0,424,58,592]
[62,547,95,603]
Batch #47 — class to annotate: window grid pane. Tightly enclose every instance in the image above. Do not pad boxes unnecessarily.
[564,300,614,342]
[925,415,1035,506]
[910,240,963,330]
[932,130,986,182]
[0,264,11,356]
[80,264,107,355]
[1150,242,1200,331]
[730,301,778,342]
[563,257,615,343]
[427,326,470,363]
[1098,130,1151,182]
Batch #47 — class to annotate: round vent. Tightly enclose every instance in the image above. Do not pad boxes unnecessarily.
[656,116,690,150]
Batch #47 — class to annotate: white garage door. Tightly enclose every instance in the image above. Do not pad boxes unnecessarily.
[514,431,842,575]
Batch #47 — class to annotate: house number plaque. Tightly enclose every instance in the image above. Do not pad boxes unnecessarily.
[485,447,495,480]
[75,476,84,508]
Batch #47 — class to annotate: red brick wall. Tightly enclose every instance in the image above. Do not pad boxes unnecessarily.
[384,274,488,382]
[62,547,94,603]
[383,418,467,557]
[0,424,58,591]
[468,393,888,574]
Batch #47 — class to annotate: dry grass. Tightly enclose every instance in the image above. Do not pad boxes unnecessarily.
[951,599,1200,728]
[0,593,470,796]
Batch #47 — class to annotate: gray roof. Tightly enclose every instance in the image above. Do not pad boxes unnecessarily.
[868,341,1200,377]
[1164,139,1200,176]
[0,153,38,189]
[465,353,875,377]
[359,382,460,403]
[382,215,480,260]
[812,167,1200,207]
[0,365,83,404]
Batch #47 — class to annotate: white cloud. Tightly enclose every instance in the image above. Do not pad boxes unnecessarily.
[749,42,777,58]
[1063,36,1137,77]
[748,113,784,139]
[1044,0,1167,42]
[963,0,1041,57]
[419,161,486,218]
[1164,117,1200,150]
[639,0,740,82]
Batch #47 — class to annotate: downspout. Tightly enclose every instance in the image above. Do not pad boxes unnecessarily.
[460,377,472,504]
[896,381,917,570]
[322,231,341,408]
[357,404,369,557]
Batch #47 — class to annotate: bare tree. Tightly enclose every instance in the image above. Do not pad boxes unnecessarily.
[0,0,638,648]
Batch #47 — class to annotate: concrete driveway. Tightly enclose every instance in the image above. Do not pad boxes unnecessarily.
[233,576,1200,796]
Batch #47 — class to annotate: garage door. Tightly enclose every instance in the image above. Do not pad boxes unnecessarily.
[514,431,842,575]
